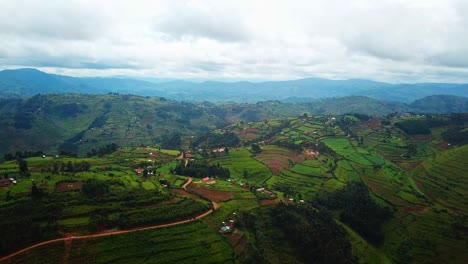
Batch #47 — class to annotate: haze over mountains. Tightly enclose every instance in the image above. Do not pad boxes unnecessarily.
[1,68,467,103]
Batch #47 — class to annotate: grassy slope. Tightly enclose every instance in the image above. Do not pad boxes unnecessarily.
[414,144,468,215]
[3,221,233,264]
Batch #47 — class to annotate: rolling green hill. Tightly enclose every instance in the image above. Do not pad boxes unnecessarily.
[1,93,467,159]
[0,94,227,157]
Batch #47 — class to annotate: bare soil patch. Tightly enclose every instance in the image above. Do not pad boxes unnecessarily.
[55,181,83,192]
[189,187,233,202]
[171,188,200,200]
[404,205,426,212]
[256,150,307,175]
[259,199,277,206]
[368,118,381,128]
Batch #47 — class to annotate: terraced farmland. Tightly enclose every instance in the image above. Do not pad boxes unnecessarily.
[323,138,383,166]
[3,221,233,264]
[254,145,306,174]
[414,145,468,214]
[213,148,271,185]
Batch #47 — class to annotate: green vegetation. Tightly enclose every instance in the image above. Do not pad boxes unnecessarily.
[317,182,393,245]
[4,221,233,264]
[237,203,356,263]
[0,112,467,263]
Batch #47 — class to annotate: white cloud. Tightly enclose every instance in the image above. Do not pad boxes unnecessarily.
[0,0,467,82]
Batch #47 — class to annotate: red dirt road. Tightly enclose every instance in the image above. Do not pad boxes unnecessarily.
[0,182,217,262]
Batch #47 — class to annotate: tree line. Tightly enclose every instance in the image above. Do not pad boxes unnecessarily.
[173,160,230,179]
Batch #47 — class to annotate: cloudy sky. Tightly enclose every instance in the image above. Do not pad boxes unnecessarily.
[1,0,468,82]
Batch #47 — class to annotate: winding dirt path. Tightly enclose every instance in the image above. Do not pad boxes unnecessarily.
[0,180,217,262]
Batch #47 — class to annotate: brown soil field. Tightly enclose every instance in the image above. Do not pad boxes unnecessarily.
[189,186,233,202]
[368,118,381,128]
[225,232,247,254]
[171,188,200,200]
[259,199,277,206]
[256,150,307,174]
[55,181,83,192]
[404,205,426,212]
[234,235,247,254]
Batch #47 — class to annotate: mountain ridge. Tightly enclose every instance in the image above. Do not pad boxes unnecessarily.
[1,68,467,102]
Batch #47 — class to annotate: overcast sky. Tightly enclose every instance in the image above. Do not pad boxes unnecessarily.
[1,0,468,82]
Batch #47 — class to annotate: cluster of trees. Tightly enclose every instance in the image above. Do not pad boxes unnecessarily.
[250,143,262,153]
[50,161,91,173]
[173,161,230,179]
[442,127,468,145]
[316,182,393,245]
[190,132,240,149]
[3,150,43,161]
[237,203,356,263]
[271,203,356,263]
[272,182,298,197]
[396,117,451,135]
[58,130,86,155]
[18,159,29,177]
[274,139,303,151]
[52,103,87,118]
[0,200,62,255]
[395,120,432,135]
[88,115,108,129]
[82,179,110,197]
[14,112,34,129]
[161,133,181,150]
[86,143,119,157]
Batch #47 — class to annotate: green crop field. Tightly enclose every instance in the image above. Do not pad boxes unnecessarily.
[414,145,468,214]
[3,221,233,264]
[213,148,271,185]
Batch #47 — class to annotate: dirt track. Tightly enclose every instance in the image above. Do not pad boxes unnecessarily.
[0,178,216,262]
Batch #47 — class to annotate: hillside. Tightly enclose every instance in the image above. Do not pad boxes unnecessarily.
[1,94,467,159]
[1,68,467,102]
[0,113,466,263]
[0,94,227,157]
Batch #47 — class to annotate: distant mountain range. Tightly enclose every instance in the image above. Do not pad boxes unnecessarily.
[0,68,467,103]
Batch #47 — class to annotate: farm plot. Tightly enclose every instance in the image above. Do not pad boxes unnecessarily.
[189,180,255,202]
[254,146,306,174]
[55,181,84,192]
[323,138,385,166]
[334,160,363,182]
[4,221,233,264]
[360,171,414,207]
[267,170,328,199]
[214,148,271,185]
[414,145,468,214]
[384,208,468,264]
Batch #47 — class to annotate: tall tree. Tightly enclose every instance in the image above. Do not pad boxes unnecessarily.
[18,159,29,177]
